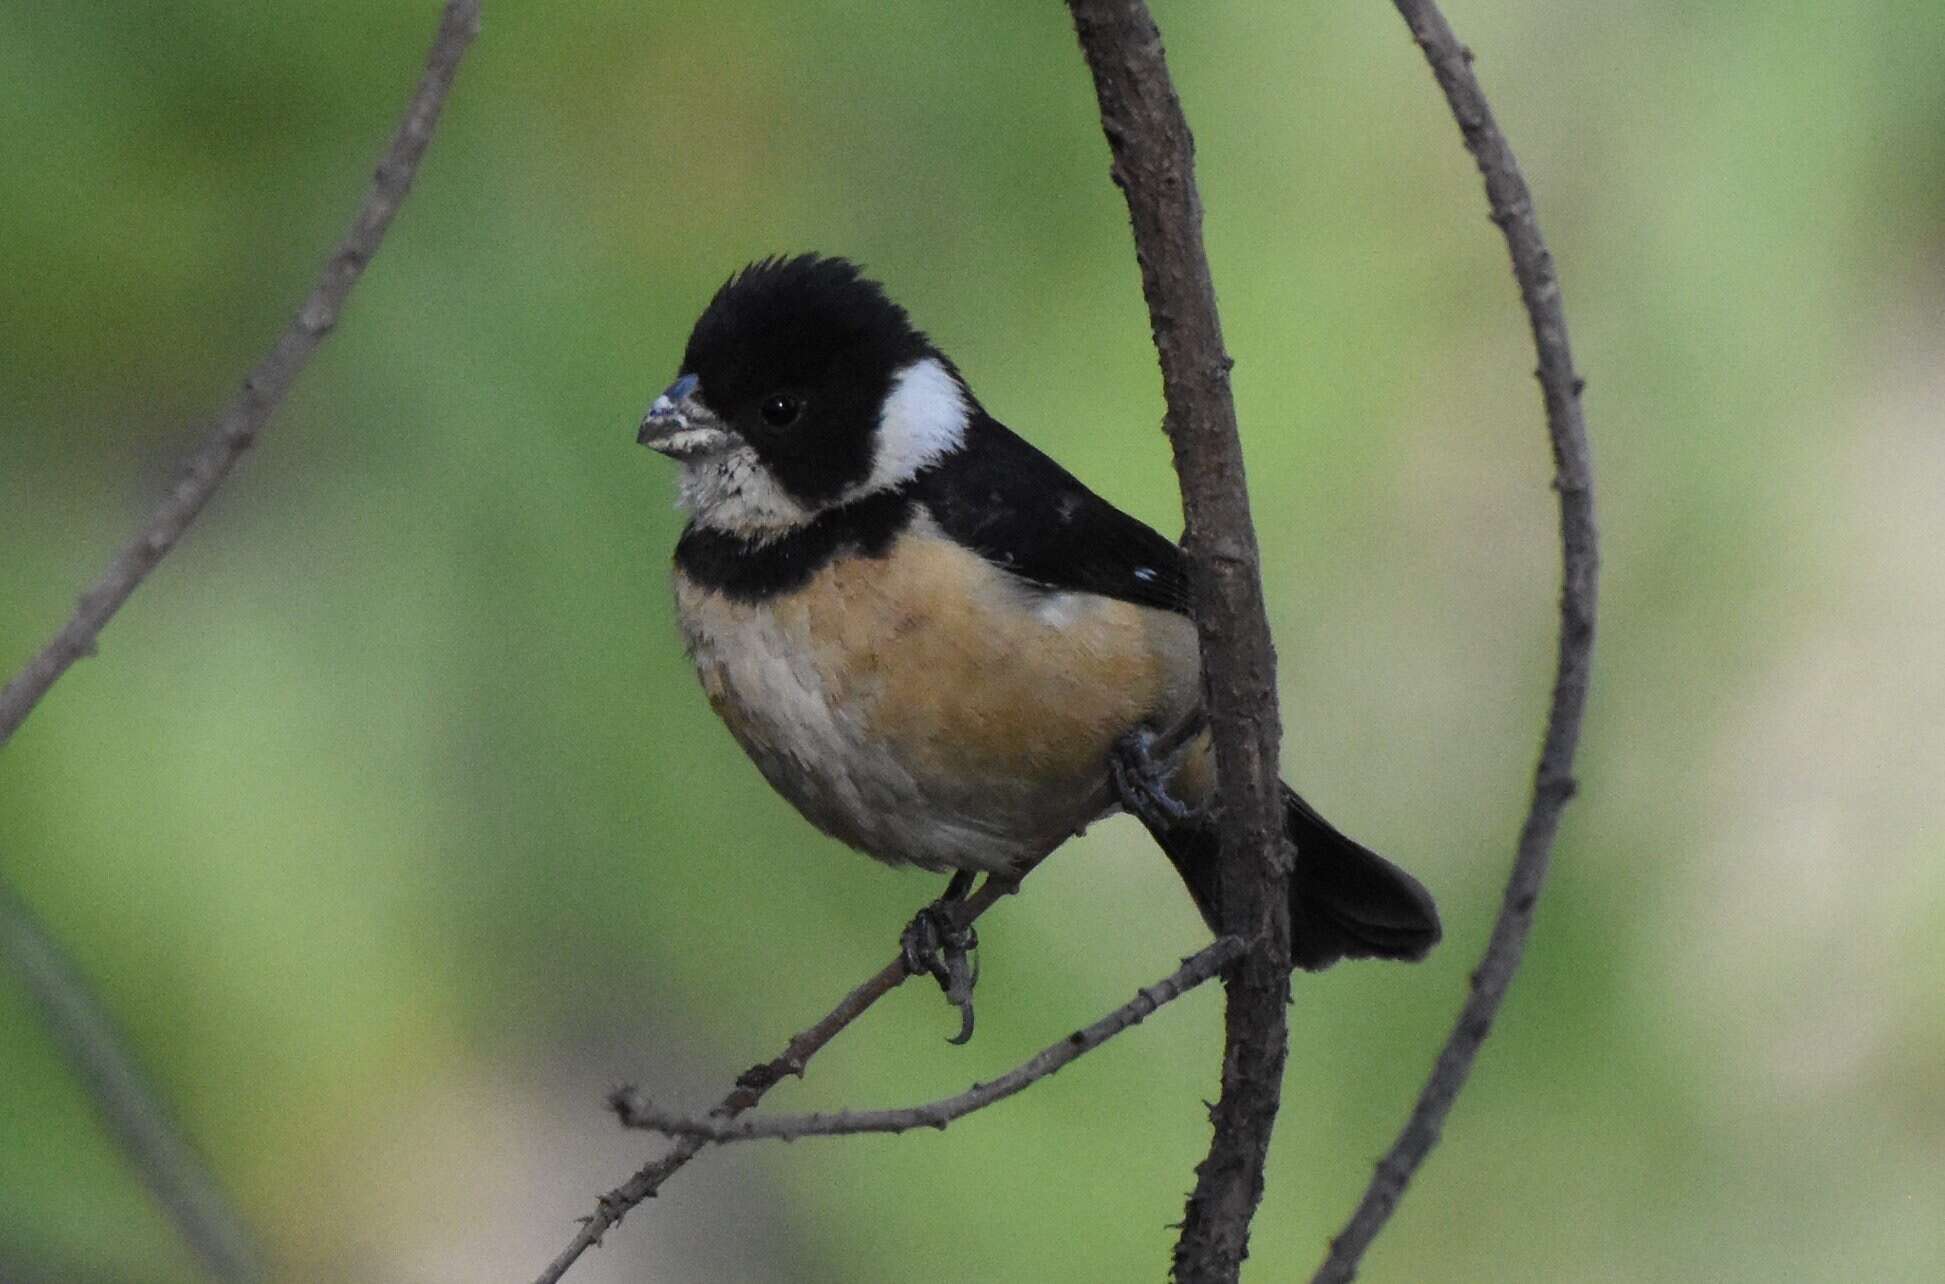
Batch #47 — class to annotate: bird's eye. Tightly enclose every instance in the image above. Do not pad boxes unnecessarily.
[760,393,802,428]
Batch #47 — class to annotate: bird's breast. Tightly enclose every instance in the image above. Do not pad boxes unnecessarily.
[672,516,1204,872]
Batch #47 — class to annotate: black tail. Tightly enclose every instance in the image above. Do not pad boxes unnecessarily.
[1145,785,1441,971]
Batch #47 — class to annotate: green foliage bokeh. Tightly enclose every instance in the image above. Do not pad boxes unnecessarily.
[4,1,1942,1279]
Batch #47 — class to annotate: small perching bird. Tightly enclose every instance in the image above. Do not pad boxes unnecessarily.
[637,255,1439,1028]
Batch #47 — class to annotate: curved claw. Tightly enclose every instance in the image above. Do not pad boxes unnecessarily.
[941,926,979,1045]
[900,892,982,1044]
[945,997,975,1046]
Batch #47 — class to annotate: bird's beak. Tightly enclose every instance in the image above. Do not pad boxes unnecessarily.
[637,373,735,459]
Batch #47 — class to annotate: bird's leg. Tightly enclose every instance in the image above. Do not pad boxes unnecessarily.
[1110,726,1201,828]
[900,870,980,1045]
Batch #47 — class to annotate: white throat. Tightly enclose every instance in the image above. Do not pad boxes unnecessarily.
[677,445,813,541]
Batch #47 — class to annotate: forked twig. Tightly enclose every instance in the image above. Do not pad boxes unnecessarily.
[539,3,1597,1280]
[534,878,1015,1284]
[611,936,1243,1144]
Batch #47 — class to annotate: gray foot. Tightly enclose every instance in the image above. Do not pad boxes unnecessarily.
[1110,726,1199,828]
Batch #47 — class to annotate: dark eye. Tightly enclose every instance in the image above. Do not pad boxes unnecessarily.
[760,393,802,428]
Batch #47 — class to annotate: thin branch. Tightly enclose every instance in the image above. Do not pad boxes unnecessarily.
[1311,4,1598,1281]
[0,0,482,747]
[1065,4,1291,1280]
[612,935,1244,1144]
[533,877,1016,1284]
[0,4,478,1279]
[0,878,263,1283]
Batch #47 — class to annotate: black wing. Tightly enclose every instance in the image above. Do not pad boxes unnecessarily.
[911,412,1192,615]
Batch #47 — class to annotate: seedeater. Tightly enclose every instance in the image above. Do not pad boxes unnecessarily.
[637,254,1438,993]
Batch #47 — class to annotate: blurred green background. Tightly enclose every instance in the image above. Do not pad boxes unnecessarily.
[4,1,1942,1280]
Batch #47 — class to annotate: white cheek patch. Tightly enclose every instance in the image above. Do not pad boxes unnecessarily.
[855,356,969,496]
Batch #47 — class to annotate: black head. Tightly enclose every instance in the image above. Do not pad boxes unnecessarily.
[667,255,936,507]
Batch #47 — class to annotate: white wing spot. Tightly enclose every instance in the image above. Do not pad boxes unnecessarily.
[1033,592,1083,629]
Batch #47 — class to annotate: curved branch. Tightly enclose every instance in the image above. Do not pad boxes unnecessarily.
[533,878,1016,1284]
[0,4,479,1279]
[1311,4,1598,1280]
[612,935,1242,1144]
[1065,4,1291,1280]
[0,0,482,746]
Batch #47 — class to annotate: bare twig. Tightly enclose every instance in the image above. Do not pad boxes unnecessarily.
[534,878,1016,1284]
[0,0,482,747]
[1066,4,1291,1280]
[612,935,1244,1144]
[551,4,1593,1280]
[0,4,478,1279]
[1310,4,1598,1281]
[0,878,263,1283]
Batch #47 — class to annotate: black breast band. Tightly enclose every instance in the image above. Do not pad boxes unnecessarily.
[673,487,914,602]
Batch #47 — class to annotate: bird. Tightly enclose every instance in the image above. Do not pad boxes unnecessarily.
[636,254,1439,1013]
